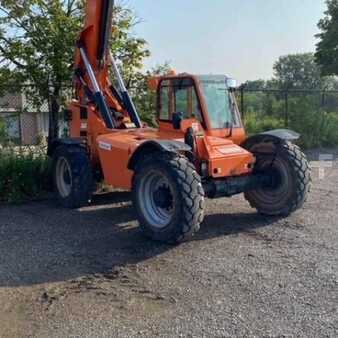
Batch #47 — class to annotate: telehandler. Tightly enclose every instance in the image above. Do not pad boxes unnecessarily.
[49,0,311,243]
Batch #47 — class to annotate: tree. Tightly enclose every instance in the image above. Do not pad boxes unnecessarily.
[0,1,83,105]
[315,0,338,76]
[241,79,267,90]
[0,1,150,134]
[111,5,150,86]
[273,53,330,90]
[131,63,172,125]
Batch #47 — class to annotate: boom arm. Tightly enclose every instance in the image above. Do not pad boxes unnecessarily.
[74,0,142,129]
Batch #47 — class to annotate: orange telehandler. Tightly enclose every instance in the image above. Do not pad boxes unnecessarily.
[49,0,311,243]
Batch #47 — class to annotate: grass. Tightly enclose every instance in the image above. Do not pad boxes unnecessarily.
[0,145,51,203]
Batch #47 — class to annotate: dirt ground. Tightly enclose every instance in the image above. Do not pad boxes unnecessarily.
[0,149,337,338]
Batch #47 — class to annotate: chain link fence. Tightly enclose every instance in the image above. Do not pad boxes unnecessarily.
[0,85,71,145]
[237,88,338,123]
[235,88,338,148]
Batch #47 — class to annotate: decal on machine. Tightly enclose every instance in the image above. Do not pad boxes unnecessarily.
[99,141,112,151]
[218,146,245,155]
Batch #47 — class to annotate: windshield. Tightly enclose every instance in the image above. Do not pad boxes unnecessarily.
[199,75,237,129]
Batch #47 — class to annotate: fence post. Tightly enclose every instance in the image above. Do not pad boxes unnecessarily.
[240,85,245,120]
[284,90,289,127]
[321,90,326,108]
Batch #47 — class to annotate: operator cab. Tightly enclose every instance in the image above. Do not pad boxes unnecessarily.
[155,74,245,144]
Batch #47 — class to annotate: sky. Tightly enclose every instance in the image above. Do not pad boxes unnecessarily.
[127,0,327,83]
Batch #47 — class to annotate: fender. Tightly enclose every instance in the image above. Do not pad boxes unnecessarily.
[242,129,300,151]
[47,138,86,157]
[128,140,191,170]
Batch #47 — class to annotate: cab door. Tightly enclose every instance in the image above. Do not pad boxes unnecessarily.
[157,77,205,133]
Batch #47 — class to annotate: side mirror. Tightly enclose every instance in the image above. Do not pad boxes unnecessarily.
[226,78,237,89]
[172,112,184,130]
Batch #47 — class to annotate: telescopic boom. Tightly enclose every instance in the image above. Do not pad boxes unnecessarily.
[74,0,142,129]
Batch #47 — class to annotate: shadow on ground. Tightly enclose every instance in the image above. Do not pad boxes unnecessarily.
[0,192,276,288]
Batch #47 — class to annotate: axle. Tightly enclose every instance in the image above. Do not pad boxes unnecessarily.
[204,173,273,199]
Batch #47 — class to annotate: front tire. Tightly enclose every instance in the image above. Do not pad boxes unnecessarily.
[52,145,93,209]
[245,142,311,216]
[132,152,205,243]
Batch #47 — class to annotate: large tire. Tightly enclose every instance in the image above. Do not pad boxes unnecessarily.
[245,141,311,216]
[132,152,205,243]
[52,145,93,209]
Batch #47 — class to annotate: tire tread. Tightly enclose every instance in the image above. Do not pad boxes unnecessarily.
[133,152,205,243]
[52,145,93,209]
[245,142,311,216]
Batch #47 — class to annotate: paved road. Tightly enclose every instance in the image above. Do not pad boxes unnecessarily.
[0,150,337,337]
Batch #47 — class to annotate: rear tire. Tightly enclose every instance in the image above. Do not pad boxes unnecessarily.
[132,152,205,243]
[52,145,93,209]
[245,142,311,216]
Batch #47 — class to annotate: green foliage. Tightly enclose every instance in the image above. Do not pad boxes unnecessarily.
[0,146,50,203]
[111,6,150,86]
[315,0,338,76]
[131,63,172,126]
[0,117,6,143]
[0,0,84,103]
[288,99,338,148]
[243,93,338,149]
[242,79,279,90]
[273,53,332,90]
[241,51,338,149]
[245,113,284,135]
[243,54,336,91]
[0,1,150,108]
[243,92,284,117]
[242,79,267,90]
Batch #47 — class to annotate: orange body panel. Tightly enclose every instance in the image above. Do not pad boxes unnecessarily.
[200,137,254,178]
[96,128,183,189]
[96,125,254,190]
[97,132,136,189]
[159,121,247,146]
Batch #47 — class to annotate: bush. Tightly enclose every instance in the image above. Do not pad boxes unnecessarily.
[290,110,338,149]
[244,109,338,149]
[0,146,51,203]
[286,97,338,148]
[245,113,285,135]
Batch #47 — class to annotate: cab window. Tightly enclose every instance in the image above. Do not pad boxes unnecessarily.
[159,82,170,120]
[159,78,203,123]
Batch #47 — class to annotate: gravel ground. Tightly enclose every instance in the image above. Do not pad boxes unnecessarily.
[0,149,337,338]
